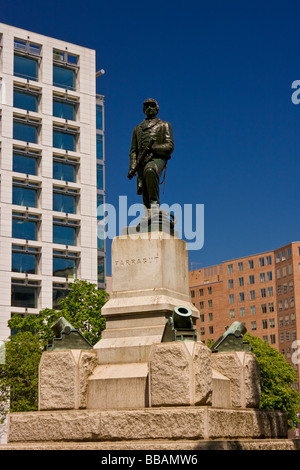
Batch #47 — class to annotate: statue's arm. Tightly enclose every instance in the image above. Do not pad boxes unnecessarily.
[152,122,174,158]
[129,127,138,170]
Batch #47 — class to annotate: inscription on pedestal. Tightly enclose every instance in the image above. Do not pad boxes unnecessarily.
[115,256,159,267]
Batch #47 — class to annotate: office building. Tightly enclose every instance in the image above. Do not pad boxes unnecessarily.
[0,23,105,341]
[189,242,300,386]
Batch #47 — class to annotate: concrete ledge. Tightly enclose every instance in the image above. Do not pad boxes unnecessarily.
[7,407,287,443]
[87,363,149,409]
[1,439,299,450]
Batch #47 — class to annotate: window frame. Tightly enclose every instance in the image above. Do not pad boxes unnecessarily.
[52,249,79,279]
[53,123,79,152]
[53,185,79,214]
[53,216,80,246]
[13,114,41,144]
[13,145,41,176]
[12,211,41,241]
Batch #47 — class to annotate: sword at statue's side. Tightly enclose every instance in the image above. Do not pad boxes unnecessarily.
[127,138,155,180]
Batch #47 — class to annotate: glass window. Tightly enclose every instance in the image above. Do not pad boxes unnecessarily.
[250,290,255,300]
[98,255,105,283]
[97,222,104,251]
[53,218,78,246]
[53,159,76,182]
[97,193,104,220]
[12,245,39,274]
[96,134,103,159]
[261,304,267,313]
[11,279,39,308]
[53,250,78,278]
[13,180,39,208]
[13,119,39,143]
[96,104,103,130]
[268,286,273,297]
[53,97,77,120]
[14,88,39,112]
[97,163,104,190]
[249,275,254,284]
[248,259,254,269]
[53,126,77,151]
[14,39,41,56]
[12,212,39,240]
[53,65,76,90]
[14,54,38,81]
[266,255,272,265]
[53,282,70,309]
[53,50,78,65]
[13,150,38,175]
[53,187,78,214]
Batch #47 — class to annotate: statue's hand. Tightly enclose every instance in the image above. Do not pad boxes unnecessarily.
[127,169,135,180]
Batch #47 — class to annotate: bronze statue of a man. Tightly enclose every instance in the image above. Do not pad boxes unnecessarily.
[127,99,174,209]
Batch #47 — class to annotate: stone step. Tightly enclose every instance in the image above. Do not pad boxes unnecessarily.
[7,407,288,444]
[102,324,165,339]
[1,439,299,451]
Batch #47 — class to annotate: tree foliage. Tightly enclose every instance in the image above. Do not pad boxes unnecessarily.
[0,280,108,422]
[244,333,300,425]
[0,332,42,413]
[8,279,108,348]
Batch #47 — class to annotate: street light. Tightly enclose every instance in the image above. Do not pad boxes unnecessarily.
[96,69,105,77]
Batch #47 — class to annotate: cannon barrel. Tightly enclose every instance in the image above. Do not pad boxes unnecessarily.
[51,317,74,337]
[172,306,193,328]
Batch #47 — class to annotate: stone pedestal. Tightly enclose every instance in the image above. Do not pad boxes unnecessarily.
[149,341,212,407]
[38,349,97,411]
[89,232,200,409]
[211,351,261,409]
[5,229,289,450]
[99,232,199,338]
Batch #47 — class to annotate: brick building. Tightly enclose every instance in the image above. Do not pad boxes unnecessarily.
[189,242,300,387]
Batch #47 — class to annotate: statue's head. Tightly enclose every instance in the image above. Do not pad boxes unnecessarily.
[143,98,159,118]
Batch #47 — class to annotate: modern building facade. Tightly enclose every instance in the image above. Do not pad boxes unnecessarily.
[189,242,300,386]
[0,23,105,341]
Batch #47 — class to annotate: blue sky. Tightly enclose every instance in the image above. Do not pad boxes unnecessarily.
[2,0,300,275]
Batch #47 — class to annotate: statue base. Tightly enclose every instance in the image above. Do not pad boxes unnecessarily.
[2,230,292,450]
[5,406,289,450]
[121,208,177,236]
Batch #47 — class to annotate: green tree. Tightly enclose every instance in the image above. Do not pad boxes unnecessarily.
[0,280,108,421]
[244,333,300,426]
[8,279,108,347]
[0,332,42,413]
